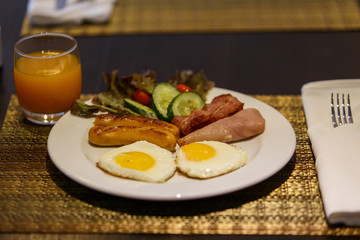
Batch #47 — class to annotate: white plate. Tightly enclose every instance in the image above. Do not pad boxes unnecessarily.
[48,88,296,201]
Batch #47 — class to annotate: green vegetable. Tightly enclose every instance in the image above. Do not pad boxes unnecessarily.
[70,69,214,120]
[103,68,156,100]
[97,92,124,107]
[168,70,214,101]
[152,83,180,121]
[70,93,140,118]
[97,92,140,116]
[167,91,205,121]
[70,99,118,118]
[124,98,158,119]
[130,68,156,94]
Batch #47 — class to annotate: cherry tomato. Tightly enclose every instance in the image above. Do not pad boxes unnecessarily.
[176,84,192,93]
[134,89,151,106]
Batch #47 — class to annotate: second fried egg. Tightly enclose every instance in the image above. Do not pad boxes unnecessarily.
[176,141,247,179]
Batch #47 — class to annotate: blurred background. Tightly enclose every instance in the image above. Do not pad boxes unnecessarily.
[2,0,360,98]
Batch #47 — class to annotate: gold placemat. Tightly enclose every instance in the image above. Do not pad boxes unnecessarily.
[21,0,360,36]
[1,94,360,235]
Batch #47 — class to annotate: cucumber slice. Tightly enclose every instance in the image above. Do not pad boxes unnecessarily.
[124,98,158,119]
[167,91,205,121]
[152,83,180,121]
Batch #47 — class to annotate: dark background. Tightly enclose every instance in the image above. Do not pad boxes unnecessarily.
[2,1,360,100]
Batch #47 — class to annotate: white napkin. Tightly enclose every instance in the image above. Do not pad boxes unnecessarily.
[301,79,360,226]
[27,0,116,26]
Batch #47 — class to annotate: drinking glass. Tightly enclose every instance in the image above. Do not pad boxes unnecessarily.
[14,32,82,125]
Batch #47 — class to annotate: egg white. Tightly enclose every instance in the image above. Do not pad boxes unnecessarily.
[97,141,176,183]
[176,141,248,179]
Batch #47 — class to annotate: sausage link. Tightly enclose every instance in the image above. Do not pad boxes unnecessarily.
[94,114,180,139]
[89,125,177,151]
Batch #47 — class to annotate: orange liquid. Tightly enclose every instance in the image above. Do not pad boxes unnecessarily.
[14,51,81,114]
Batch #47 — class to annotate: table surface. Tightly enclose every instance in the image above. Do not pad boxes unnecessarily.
[1,0,360,239]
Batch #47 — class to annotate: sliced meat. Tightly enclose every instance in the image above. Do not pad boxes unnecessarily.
[171,94,244,135]
[177,108,265,146]
[202,94,244,122]
[170,109,212,135]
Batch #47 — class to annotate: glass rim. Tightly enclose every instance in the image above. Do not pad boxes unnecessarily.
[14,32,78,59]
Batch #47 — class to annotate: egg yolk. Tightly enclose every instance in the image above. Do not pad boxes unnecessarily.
[115,151,155,171]
[180,143,216,161]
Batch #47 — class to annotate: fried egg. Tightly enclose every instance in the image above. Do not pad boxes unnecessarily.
[176,141,247,179]
[97,141,176,183]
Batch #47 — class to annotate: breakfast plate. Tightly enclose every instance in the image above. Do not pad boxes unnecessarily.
[48,87,296,201]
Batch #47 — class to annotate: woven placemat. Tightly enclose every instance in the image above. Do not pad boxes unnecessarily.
[1,94,360,235]
[21,0,360,36]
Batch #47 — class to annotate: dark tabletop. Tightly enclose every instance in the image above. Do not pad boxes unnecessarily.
[1,0,360,239]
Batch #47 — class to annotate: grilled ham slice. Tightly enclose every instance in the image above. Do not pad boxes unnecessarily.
[177,108,265,146]
[201,93,244,122]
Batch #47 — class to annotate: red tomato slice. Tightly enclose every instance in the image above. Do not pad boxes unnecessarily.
[176,84,192,93]
[134,89,151,106]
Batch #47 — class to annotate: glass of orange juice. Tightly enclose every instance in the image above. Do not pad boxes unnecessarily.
[14,32,81,125]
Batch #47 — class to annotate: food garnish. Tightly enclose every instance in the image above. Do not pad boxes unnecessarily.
[151,83,180,121]
[70,69,214,121]
[176,84,192,93]
[167,91,205,121]
[70,99,119,118]
[124,98,157,119]
[133,89,152,106]
[168,70,214,100]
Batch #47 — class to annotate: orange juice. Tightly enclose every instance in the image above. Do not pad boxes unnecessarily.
[14,51,81,114]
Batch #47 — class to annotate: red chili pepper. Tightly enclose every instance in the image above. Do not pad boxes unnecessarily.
[134,89,151,106]
[176,84,192,93]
